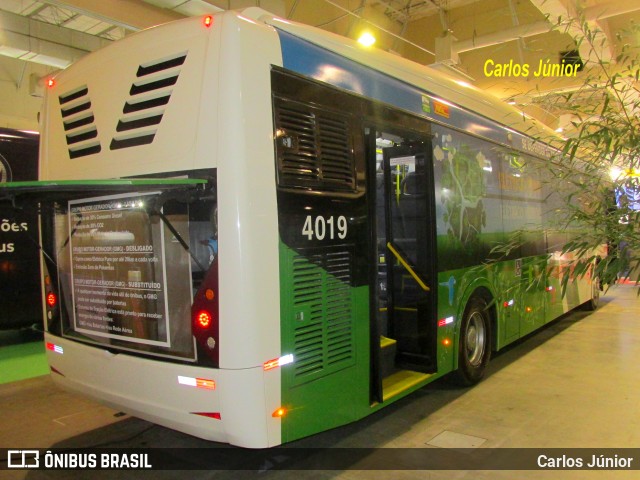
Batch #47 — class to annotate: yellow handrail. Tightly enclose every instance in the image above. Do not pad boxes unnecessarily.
[386,242,430,292]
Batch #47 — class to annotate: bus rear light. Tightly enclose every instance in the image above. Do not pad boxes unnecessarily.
[196,310,212,329]
[46,342,64,354]
[178,375,216,390]
[46,292,57,308]
[192,259,219,366]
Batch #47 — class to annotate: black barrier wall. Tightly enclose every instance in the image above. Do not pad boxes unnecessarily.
[0,128,40,329]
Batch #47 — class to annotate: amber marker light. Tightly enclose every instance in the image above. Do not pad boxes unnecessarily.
[47,78,55,88]
[205,289,215,300]
[272,407,286,418]
[203,15,213,27]
[442,338,451,347]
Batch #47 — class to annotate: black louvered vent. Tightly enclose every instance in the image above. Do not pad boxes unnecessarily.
[59,86,101,159]
[275,99,356,192]
[290,248,355,385]
[110,52,187,150]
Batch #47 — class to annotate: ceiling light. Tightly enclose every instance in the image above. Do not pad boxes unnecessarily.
[358,32,376,47]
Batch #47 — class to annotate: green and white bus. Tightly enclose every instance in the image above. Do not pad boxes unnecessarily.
[0,8,599,448]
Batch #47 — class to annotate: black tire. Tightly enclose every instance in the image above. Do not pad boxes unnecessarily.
[454,296,492,386]
[582,276,600,311]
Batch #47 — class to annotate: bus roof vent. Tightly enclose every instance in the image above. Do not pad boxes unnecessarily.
[110,52,187,151]
[275,99,356,193]
[59,85,101,159]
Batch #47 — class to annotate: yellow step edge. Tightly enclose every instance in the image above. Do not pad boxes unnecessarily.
[380,336,397,349]
[382,370,431,402]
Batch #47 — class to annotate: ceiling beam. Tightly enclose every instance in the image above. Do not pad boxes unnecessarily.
[529,0,613,64]
[0,9,111,68]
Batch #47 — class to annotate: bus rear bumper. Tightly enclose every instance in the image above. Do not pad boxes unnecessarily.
[44,334,278,448]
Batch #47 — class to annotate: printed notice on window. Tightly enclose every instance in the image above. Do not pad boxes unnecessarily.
[67,192,187,348]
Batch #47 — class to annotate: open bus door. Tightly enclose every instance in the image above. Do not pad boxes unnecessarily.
[370,129,438,403]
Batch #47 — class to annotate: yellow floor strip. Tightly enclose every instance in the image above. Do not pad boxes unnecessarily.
[380,336,396,349]
[382,370,431,402]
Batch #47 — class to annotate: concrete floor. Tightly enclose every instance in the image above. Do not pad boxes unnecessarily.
[1,284,639,479]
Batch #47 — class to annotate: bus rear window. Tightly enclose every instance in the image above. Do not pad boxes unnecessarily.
[49,176,217,362]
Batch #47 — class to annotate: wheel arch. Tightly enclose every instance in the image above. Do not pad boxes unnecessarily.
[452,280,498,372]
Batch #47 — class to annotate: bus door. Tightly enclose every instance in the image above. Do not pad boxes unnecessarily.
[370,129,437,402]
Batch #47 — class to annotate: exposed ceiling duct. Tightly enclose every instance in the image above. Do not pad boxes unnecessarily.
[0,9,111,69]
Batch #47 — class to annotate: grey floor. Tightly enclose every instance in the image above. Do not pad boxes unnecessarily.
[2,284,640,479]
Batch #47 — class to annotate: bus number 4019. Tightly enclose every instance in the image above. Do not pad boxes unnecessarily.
[302,215,348,241]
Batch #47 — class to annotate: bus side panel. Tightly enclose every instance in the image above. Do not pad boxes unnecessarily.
[279,244,370,443]
[271,68,371,442]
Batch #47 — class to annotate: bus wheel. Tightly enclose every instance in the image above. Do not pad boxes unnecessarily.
[583,277,600,311]
[455,296,492,386]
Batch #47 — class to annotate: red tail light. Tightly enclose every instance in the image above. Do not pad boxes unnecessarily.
[192,259,219,366]
[196,310,212,329]
[46,292,57,308]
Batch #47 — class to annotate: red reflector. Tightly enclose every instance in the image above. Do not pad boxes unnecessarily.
[193,412,221,420]
[196,310,212,328]
[46,292,57,308]
[204,15,213,27]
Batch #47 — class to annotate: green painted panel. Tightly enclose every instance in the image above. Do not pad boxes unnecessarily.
[279,243,371,443]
